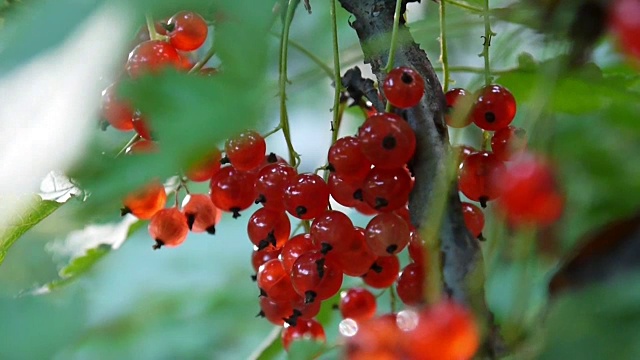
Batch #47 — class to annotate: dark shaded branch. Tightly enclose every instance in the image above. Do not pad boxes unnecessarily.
[337,0,502,356]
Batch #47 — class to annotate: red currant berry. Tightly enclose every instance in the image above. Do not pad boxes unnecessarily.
[339,288,377,321]
[125,139,158,155]
[471,84,517,131]
[396,262,425,306]
[310,210,357,254]
[461,202,484,239]
[289,294,322,322]
[247,208,291,250]
[328,136,372,182]
[445,88,473,128]
[255,163,297,211]
[458,151,506,207]
[491,126,527,161]
[362,167,412,212]
[610,0,640,59]
[365,213,411,256]
[101,83,134,131]
[257,259,298,301]
[354,201,378,216]
[131,111,152,140]
[258,296,293,326]
[225,130,267,172]
[126,40,182,78]
[496,154,564,226]
[329,227,378,277]
[148,208,188,249]
[282,318,326,351]
[408,231,427,267]
[186,149,222,182]
[122,181,166,219]
[382,67,425,108]
[251,247,282,273]
[362,255,400,289]
[358,113,416,169]
[453,145,476,169]
[328,173,364,208]
[182,194,220,234]
[284,174,330,220]
[209,166,258,218]
[279,233,320,273]
[291,251,343,303]
[167,11,208,51]
[344,314,407,359]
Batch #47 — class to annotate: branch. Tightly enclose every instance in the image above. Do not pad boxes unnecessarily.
[337,0,503,356]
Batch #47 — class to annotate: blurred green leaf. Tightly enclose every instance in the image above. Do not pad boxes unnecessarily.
[252,327,285,360]
[539,271,640,359]
[287,339,330,360]
[0,197,62,266]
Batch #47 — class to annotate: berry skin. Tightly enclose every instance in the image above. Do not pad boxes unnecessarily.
[182,194,220,234]
[496,154,564,226]
[362,167,412,212]
[610,0,640,59]
[328,173,364,208]
[282,318,326,351]
[125,139,158,154]
[101,83,134,131]
[445,88,473,128]
[328,136,372,182]
[407,231,427,267]
[122,181,166,219]
[224,130,267,172]
[344,314,407,360]
[131,111,152,140]
[458,151,506,207]
[148,208,189,250]
[209,166,258,218]
[186,149,222,182]
[258,295,293,326]
[453,145,476,169]
[396,262,425,306]
[365,213,411,256]
[167,11,208,51]
[362,255,400,289]
[284,174,330,220]
[310,210,357,254]
[254,163,297,211]
[279,233,320,273]
[461,202,485,239]
[257,259,298,301]
[329,227,378,277]
[471,84,517,131]
[290,251,343,303]
[491,126,527,161]
[382,67,425,108]
[126,40,182,78]
[247,208,291,250]
[358,113,416,169]
[251,247,282,273]
[339,288,377,322]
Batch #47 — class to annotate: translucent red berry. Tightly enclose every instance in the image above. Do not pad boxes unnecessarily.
[131,111,152,140]
[225,130,267,172]
[122,181,166,219]
[328,173,364,208]
[382,67,425,108]
[328,136,372,182]
[167,11,208,51]
[491,126,527,161]
[209,166,258,218]
[458,151,506,207]
[339,288,377,321]
[252,247,282,273]
[344,314,406,360]
[182,194,220,234]
[284,173,330,220]
[471,84,517,131]
[125,139,158,154]
[258,295,293,326]
[186,149,222,182]
[255,163,297,211]
[396,262,425,306]
[329,227,378,277]
[247,208,291,250]
[126,40,182,78]
[461,202,484,239]
[148,208,189,250]
[257,259,298,301]
[358,113,416,169]
[282,318,326,351]
[365,213,411,256]
[496,154,564,226]
[408,231,427,267]
[445,88,473,128]
[291,251,343,303]
[362,167,412,212]
[279,233,320,273]
[101,83,134,131]
[610,0,640,59]
[362,255,400,289]
[310,210,357,254]
[453,145,476,168]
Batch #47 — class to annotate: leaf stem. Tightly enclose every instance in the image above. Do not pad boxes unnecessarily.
[384,0,404,74]
[189,44,216,73]
[145,14,167,41]
[272,32,334,78]
[444,0,483,13]
[330,0,343,139]
[439,0,450,92]
[115,134,140,158]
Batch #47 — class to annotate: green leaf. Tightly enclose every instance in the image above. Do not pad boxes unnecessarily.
[251,327,285,360]
[287,339,330,360]
[0,197,62,266]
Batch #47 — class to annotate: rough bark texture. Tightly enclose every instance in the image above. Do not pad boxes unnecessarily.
[337,0,502,355]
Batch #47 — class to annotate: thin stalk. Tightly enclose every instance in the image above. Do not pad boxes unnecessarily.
[272,32,334,78]
[278,0,302,168]
[115,134,140,158]
[262,125,283,139]
[444,0,483,13]
[439,0,450,92]
[330,0,343,143]
[383,0,404,73]
[389,285,398,313]
[145,15,167,41]
[189,45,216,73]
[480,0,494,149]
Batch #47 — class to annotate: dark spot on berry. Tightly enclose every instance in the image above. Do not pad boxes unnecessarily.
[370,262,383,273]
[479,196,489,208]
[382,135,397,150]
[353,189,363,201]
[152,239,164,250]
[259,288,267,297]
[296,206,308,217]
[255,194,266,205]
[304,290,317,304]
[120,207,131,216]
[251,274,257,281]
[185,213,196,230]
[206,225,216,235]
[320,242,333,255]
[374,197,389,209]
[401,71,413,84]
[386,244,398,254]
[477,233,486,242]
[267,152,278,163]
[284,309,302,326]
[484,111,496,123]
[231,207,242,218]
[220,156,230,165]
[256,310,265,318]
[267,231,277,247]
[315,258,326,278]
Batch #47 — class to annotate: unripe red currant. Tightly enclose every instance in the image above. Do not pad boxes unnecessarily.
[471,84,517,131]
[167,11,208,51]
[283,173,330,220]
[148,208,189,249]
[328,136,372,182]
[282,318,326,351]
[181,194,220,234]
[247,208,291,250]
[122,181,166,219]
[458,151,506,207]
[396,262,425,306]
[186,149,222,182]
[339,288,377,321]
[445,88,473,128]
[101,83,134,131]
[461,202,484,239]
[210,166,258,218]
[225,130,267,172]
[362,167,412,212]
[365,213,411,256]
[362,255,400,289]
[358,113,416,169]
[382,67,425,108]
[126,40,182,78]
[491,126,527,161]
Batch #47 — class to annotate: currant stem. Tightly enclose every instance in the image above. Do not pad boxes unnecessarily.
[444,0,483,14]
[145,14,167,42]
[272,32,334,79]
[330,0,343,138]
[480,0,494,149]
[383,0,404,74]
[439,0,450,92]
[389,285,398,313]
[262,125,283,139]
[278,0,302,168]
[189,44,216,73]
[115,134,140,158]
